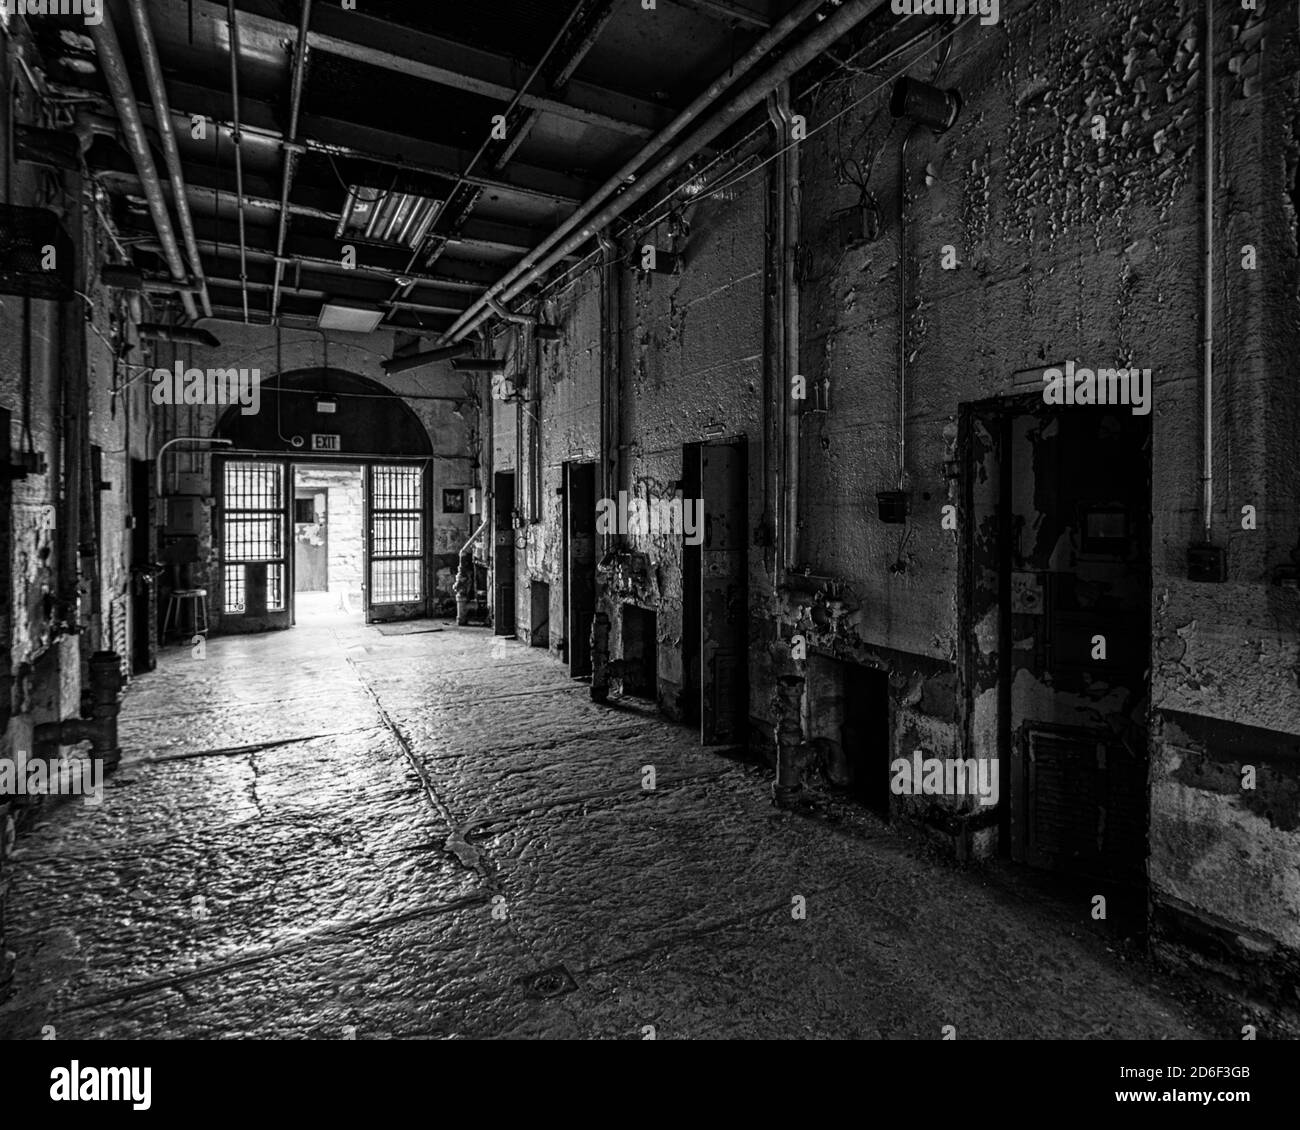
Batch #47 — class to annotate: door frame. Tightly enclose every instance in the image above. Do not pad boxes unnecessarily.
[215,453,433,628]
[361,460,435,624]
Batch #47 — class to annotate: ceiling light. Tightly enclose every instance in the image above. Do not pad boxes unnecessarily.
[337,185,442,249]
[318,300,385,333]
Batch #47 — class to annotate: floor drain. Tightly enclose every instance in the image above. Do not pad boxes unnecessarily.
[520,964,578,999]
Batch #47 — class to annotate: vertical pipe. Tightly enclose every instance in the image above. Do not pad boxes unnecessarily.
[1202,0,1215,542]
[766,94,787,584]
[772,83,802,574]
[898,125,921,491]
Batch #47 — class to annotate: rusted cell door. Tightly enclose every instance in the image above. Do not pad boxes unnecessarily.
[564,461,597,676]
[700,438,748,745]
[493,471,516,635]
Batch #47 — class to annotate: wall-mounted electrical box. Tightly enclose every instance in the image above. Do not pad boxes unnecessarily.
[0,205,74,301]
[163,496,206,536]
[877,490,909,524]
[1187,542,1227,583]
[835,198,880,247]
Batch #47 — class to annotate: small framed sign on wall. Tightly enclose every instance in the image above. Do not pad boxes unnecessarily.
[442,488,466,514]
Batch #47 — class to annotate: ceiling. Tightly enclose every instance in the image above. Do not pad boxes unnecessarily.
[27,0,803,337]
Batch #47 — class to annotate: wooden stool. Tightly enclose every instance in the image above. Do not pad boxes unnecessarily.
[163,588,209,640]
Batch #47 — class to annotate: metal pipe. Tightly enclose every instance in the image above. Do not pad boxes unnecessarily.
[898,123,921,491]
[138,323,221,348]
[32,652,124,773]
[1202,0,1215,542]
[460,515,490,557]
[227,0,251,324]
[88,15,200,320]
[597,230,613,544]
[156,437,233,499]
[487,296,536,326]
[382,341,475,374]
[126,0,213,319]
[770,83,802,575]
[443,0,846,344]
[271,0,313,322]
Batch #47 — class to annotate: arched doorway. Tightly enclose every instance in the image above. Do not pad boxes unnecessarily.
[213,369,435,631]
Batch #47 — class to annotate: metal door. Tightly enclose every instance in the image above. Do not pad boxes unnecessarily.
[700,438,747,744]
[365,462,429,624]
[565,461,596,675]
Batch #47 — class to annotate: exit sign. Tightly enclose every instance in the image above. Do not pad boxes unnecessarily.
[311,434,341,452]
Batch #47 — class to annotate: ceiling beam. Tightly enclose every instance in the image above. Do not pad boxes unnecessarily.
[207,294,456,336]
[203,264,471,318]
[135,81,592,207]
[171,0,669,138]
[666,0,772,28]
[124,219,500,293]
[99,164,543,258]
[492,0,619,174]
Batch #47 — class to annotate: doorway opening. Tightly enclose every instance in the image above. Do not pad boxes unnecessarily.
[293,463,364,623]
[493,471,516,635]
[620,605,658,700]
[808,655,892,817]
[130,458,156,673]
[529,581,550,647]
[961,395,1151,924]
[681,437,748,744]
[563,461,597,675]
[216,456,432,631]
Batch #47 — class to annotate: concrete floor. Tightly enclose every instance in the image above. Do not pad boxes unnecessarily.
[0,620,1221,1040]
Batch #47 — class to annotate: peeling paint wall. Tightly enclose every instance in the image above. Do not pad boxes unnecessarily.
[478,0,1298,1019]
[494,272,602,659]
[789,0,1300,1017]
[0,39,147,993]
[503,179,768,710]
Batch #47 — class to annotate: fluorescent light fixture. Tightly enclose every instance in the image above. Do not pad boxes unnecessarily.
[316,397,338,414]
[337,185,442,249]
[318,300,385,333]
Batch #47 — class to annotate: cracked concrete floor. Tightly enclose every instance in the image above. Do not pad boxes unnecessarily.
[0,618,1217,1040]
